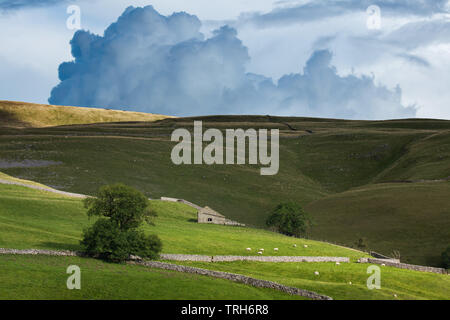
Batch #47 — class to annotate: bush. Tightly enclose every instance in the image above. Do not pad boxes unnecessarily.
[266,202,312,237]
[442,246,450,269]
[81,184,162,262]
[81,219,162,262]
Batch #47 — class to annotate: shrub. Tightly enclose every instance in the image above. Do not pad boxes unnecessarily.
[81,184,162,262]
[81,219,162,262]
[266,202,312,237]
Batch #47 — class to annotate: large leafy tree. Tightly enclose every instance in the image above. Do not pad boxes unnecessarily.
[84,183,157,230]
[81,184,161,262]
[266,202,312,237]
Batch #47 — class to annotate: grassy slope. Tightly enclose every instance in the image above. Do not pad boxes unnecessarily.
[0,113,449,265]
[0,171,56,189]
[0,100,171,128]
[0,183,366,259]
[0,183,447,300]
[306,182,450,266]
[169,261,450,300]
[0,254,304,300]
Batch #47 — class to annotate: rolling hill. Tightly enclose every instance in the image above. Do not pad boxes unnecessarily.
[0,180,448,300]
[0,100,171,128]
[0,101,449,266]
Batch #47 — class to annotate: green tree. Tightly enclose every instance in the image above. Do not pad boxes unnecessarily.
[83,183,157,230]
[81,184,161,262]
[442,245,450,269]
[266,202,312,237]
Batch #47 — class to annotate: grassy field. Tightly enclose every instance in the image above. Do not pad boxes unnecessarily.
[0,105,449,265]
[169,261,450,300]
[0,181,448,300]
[0,183,366,260]
[0,254,304,300]
[0,100,171,128]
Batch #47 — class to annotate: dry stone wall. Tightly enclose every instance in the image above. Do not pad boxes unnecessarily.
[0,179,87,198]
[160,254,349,263]
[0,248,84,256]
[359,258,448,274]
[129,260,333,300]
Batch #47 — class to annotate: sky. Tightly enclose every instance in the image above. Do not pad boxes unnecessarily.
[0,0,449,120]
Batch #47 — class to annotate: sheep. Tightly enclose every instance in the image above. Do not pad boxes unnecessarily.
[349,282,352,285]
[259,248,264,251]
[274,248,279,251]
[304,245,308,248]
[394,294,398,298]
[257,251,263,255]
[293,244,297,247]
[246,248,251,251]
[381,263,386,266]
[336,262,340,265]
[314,271,320,276]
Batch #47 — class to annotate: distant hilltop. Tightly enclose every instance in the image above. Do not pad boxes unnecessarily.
[0,100,173,128]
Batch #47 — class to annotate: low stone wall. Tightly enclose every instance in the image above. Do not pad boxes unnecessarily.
[160,197,203,210]
[223,219,246,227]
[0,179,88,198]
[0,248,83,256]
[358,258,448,275]
[160,254,349,263]
[129,260,333,300]
[160,254,212,262]
[214,256,349,263]
[370,251,399,262]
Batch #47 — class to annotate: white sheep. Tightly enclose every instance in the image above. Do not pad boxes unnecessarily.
[314,271,319,276]
[274,248,279,251]
[293,244,297,247]
[246,248,251,251]
[336,262,340,265]
[349,281,352,285]
[381,263,386,266]
[304,245,308,248]
[257,251,263,255]
[259,248,264,251]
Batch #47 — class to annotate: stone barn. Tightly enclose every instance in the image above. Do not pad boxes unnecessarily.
[197,206,245,226]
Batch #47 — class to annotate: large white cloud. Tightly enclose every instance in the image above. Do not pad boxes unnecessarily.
[48,5,415,119]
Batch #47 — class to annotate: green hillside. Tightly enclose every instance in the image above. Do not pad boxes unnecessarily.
[0,182,366,260]
[0,181,448,300]
[0,109,449,266]
[0,254,303,300]
[0,100,171,128]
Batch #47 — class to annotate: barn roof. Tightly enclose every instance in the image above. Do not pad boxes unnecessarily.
[198,206,225,218]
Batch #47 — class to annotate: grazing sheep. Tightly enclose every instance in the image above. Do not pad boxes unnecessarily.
[314,271,319,276]
[336,262,340,265]
[394,294,398,298]
[274,248,279,251]
[349,282,352,285]
[381,263,386,266]
[293,244,297,247]
[246,248,251,251]
[260,248,264,251]
[304,245,308,248]
[257,251,263,255]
